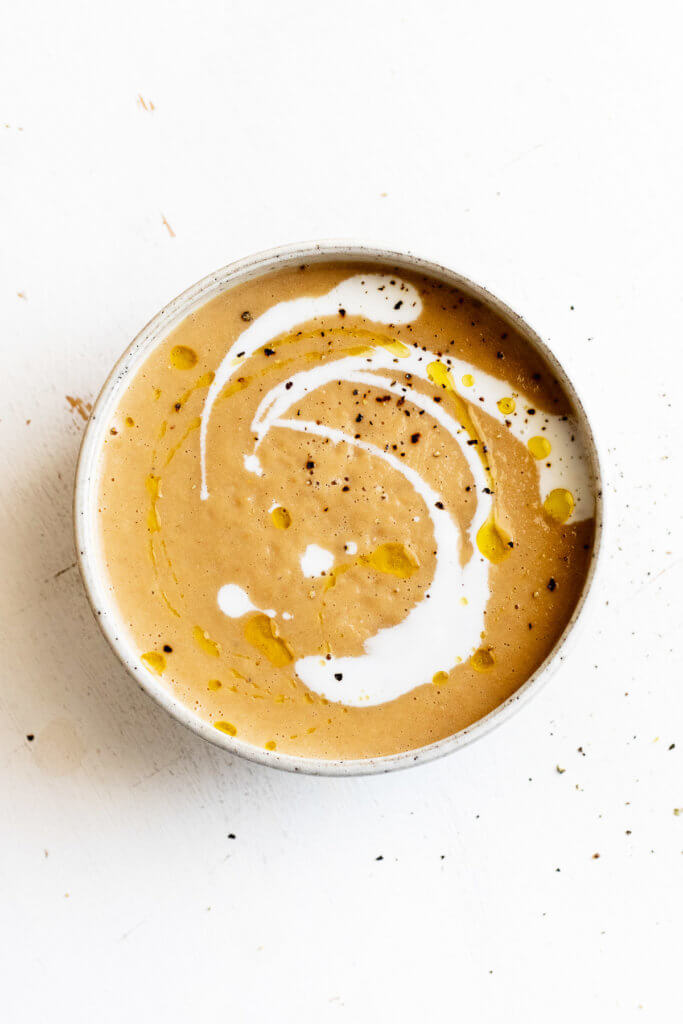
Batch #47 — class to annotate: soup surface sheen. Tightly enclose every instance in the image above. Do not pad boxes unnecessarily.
[98,261,596,759]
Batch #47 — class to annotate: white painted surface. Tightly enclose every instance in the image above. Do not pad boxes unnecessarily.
[1,2,681,1022]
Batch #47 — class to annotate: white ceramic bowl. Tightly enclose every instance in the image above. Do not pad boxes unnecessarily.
[74,241,603,776]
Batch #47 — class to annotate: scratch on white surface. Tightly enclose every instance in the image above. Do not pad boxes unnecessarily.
[622,556,683,606]
[31,719,86,777]
[495,141,547,174]
[119,919,148,942]
[131,754,185,787]
[46,562,77,583]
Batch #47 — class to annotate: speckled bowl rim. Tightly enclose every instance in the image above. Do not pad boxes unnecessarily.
[74,240,603,777]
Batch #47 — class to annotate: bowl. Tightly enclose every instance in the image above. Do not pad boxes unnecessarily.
[74,241,603,775]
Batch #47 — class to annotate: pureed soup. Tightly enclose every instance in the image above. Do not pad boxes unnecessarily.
[97,261,596,760]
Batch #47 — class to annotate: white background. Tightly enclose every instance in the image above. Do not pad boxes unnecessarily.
[1,1,682,1020]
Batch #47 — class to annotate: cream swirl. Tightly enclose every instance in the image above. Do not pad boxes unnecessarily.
[199,274,592,706]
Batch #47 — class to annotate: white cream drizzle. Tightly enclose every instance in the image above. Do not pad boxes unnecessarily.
[300,544,335,577]
[250,349,592,519]
[200,274,421,500]
[202,273,594,707]
[243,454,263,476]
[272,419,490,704]
[217,583,275,619]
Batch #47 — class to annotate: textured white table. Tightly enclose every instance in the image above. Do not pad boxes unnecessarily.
[2,2,681,1020]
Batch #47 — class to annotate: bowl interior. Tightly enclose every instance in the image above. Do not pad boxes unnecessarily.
[74,241,603,776]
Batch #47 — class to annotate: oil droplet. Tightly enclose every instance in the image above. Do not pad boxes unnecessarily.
[374,338,410,358]
[174,373,215,414]
[427,360,454,391]
[427,360,486,465]
[471,647,495,672]
[192,625,221,657]
[432,670,449,686]
[270,506,292,530]
[476,515,511,564]
[159,590,180,618]
[219,378,249,401]
[265,740,277,751]
[214,721,237,736]
[170,345,198,370]
[460,596,468,606]
[528,435,552,460]
[163,416,201,467]
[461,373,474,387]
[543,488,575,523]
[244,614,293,667]
[153,387,161,401]
[145,474,160,496]
[141,651,166,675]
[323,563,352,591]
[207,678,222,691]
[497,396,516,415]
[125,416,135,428]
[175,371,216,411]
[145,474,161,532]
[361,542,419,578]
[343,345,372,358]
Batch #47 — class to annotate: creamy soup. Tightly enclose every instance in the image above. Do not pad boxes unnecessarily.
[97,261,596,759]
